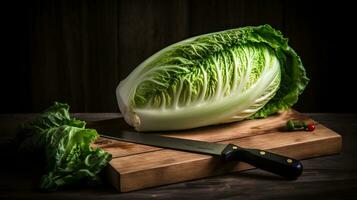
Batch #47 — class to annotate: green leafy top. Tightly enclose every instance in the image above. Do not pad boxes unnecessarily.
[247,25,309,118]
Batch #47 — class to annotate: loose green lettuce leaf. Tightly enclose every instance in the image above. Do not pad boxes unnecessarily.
[116,25,308,131]
[17,102,112,191]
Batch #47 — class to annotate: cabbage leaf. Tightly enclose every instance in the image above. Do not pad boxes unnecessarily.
[16,102,112,191]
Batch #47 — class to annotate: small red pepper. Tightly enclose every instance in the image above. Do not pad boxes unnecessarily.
[287,120,315,132]
[306,123,315,131]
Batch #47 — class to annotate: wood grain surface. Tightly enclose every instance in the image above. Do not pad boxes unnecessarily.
[89,110,342,192]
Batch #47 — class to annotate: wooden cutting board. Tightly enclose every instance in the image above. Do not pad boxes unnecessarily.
[90,110,342,192]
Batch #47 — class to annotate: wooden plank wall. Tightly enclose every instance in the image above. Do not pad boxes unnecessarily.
[2,0,356,113]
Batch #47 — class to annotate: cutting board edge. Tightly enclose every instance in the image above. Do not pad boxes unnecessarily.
[105,163,121,191]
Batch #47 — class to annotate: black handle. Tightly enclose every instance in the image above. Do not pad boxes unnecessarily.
[222,144,303,179]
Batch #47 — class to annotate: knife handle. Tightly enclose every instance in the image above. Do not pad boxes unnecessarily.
[221,144,303,179]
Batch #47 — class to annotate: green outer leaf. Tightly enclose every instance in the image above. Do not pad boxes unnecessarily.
[16,102,112,191]
[247,25,309,118]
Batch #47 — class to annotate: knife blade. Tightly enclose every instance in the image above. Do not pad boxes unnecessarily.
[100,131,303,179]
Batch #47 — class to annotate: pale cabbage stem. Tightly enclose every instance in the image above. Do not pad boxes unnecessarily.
[213,58,223,99]
[198,65,208,102]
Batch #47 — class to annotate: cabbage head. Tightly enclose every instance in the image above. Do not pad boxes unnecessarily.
[116,25,309,131]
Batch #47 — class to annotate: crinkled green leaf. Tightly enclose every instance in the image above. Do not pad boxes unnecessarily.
[16,102,112,191]
[247,25,309,118]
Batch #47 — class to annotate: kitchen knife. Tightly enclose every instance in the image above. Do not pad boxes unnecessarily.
[100,131,303,179]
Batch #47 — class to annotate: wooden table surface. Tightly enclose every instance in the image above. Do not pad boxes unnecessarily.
[0,113,356,200]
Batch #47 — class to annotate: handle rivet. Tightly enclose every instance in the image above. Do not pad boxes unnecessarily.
[287,159,293,163]
[260,151,266,155]
[232,146,238,150]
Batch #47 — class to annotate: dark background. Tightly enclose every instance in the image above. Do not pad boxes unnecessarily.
[2,0,356,113]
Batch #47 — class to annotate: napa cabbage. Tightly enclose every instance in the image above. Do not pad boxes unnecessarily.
[116,25,308,131]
